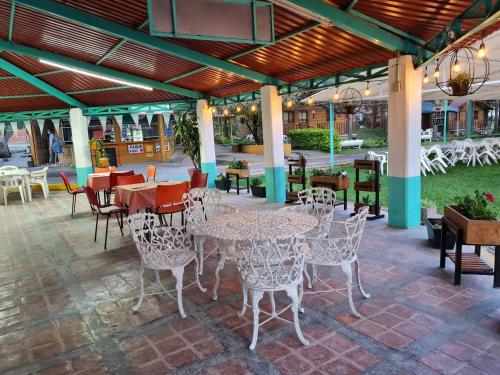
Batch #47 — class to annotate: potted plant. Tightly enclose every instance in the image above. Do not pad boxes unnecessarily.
[174,111,201,176]
[449,72,472,96]
[250,176,266,198]
[354,194,375,214]
[95,140,109,167]
[225,158,249,178]
[444,191,499,245]
[215,173,229,190]
[425,218,456,249]
[309,168,350,190]
[288,167,304,184]
[354,171,376,191]
[421,198,437,225]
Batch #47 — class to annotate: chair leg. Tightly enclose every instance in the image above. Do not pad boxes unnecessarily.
[239,285,248,317]
[193,256,206,293]
[19,186,25,204]
[355,259,370,299]
[132,264,145,312]
[304,264,313,289]
[286,286,309,347]
[71,194,75,217]
[104,215,110,250]
[269,291,276,317]
[212,244,227,301]
[94,213,99,242]
[172,267,186,319]
[115,213,124,236]
[170,213,173,226]
[341,263,361,318]
[249,289,264,350]
[312,264,318,283]
[194,236,205,275]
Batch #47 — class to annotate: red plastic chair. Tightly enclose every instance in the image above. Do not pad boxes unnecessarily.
[154,182,189,225]
[60,172,86,217]
[106,171,134,203]
[116,174,145,186]
[146,165,156,182]
[85,186,124,250]
[190,170,208,189]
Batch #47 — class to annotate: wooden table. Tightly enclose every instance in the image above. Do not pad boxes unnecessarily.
[440,217,499,288]
[114,181,185,213]
[87,172,111,192]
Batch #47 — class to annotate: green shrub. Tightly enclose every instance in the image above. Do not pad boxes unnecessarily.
[250,176,265,187]
[288,129,341,152]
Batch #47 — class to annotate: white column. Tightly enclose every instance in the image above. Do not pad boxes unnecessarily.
[196,99,216,188]
[261,85,285,203]
[69,108,92,186]
[387,55,422,228]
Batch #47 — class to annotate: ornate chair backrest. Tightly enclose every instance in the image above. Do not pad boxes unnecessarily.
[235,235,306,290]
[127,212,192,269]
[183,190,237,230]
[298,187,336,220]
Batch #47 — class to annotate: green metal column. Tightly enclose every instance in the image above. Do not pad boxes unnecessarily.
[466,100,473,137]
[329,101,335,167]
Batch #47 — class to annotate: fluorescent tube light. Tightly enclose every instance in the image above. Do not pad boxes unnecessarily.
[39,59,153,91]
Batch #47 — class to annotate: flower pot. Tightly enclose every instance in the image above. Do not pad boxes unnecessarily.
[444,205,500,245]
[188,168,200,178]
[251,185,266,198]
[421,207,437,225]
[215,179,227,190]
[225,168,249,178]
[425,218,456,249]
[97,157,109,167]
[310,176,350,190]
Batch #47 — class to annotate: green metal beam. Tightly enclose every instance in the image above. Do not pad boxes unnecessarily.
[96,19,149,65]
[0,56,84,106]
[0,108,70,122]
[0,39,205,99]
[0,93,50,99]
[8,1,16,41]
[16,0,282,85]
[165,21,321,83]
[286,0,417,54]
[345,0,358,12]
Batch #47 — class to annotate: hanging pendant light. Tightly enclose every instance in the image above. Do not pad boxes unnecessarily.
[251,103,257,112]
[477,33,487,58]
[286,97,293,108]
[236,105,241,113]
[307,98,314,106]
[223,108,229,116]
[423,67,429,83]
[364,81,371,96]
[333,86,339,101]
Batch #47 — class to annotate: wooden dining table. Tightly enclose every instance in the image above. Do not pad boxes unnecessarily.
[114,181,186,213]
[87,170,133,192]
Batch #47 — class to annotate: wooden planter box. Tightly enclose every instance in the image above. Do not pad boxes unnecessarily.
[354,160,377,170]
[354,203,376,215]
[241,144,292,156]
[444,205,500,245]
[225,168,249,178]
[288,175,304,184]
[310,176,350,190]
[354,181,376,192]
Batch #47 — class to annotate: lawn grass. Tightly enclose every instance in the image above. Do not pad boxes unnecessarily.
[288,163,500,217]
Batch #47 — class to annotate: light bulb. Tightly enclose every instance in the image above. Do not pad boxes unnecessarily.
[307,98,314,105]
[211,107,217,114]
[423,74,429,83]
[286,99,293,108]
[364,82,370,96]
[236,106,241,113]
[251,104,257,112]
[223,108,229,116]
[477,42,486,58]
[452,59,460,73]
[333,92,339,100]
[433,69,440,78]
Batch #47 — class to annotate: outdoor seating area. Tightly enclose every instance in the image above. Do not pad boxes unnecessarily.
[0,0,499,374]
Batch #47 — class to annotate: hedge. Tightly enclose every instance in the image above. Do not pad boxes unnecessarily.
[288,129,341,153]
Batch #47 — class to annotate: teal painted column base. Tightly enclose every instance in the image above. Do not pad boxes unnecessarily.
[387,175,421,229]
[201,162,217,188]
[76,166,93,187]
[265,166,285,203]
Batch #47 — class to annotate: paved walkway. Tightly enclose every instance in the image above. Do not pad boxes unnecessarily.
[0,192,498,374]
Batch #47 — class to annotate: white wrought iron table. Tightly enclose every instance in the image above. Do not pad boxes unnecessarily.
[200,210,318,300]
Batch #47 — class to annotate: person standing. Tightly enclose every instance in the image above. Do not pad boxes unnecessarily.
[48,129,55,164]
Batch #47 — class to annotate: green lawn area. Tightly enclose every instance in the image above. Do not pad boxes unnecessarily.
[289,163,500,217]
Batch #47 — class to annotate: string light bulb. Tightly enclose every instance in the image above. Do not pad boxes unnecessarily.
[307,98,314,106]
[452,58,460,73]
[251,103,257,112]
[286,98,293,108]
[211,107,217,114]
[423,67,429,83]
[364,81,370,96]
[477,41,486,58]
[433,59,440,78]
[223,108,229,116]
[333,87,339,100]
[236,106,241,113]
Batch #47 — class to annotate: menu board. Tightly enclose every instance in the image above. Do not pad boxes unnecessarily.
[128,144,144,154]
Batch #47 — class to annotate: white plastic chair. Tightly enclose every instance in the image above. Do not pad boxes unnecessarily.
[304,207,369,317]
[235,235,309,350]
[127,212,206,318]
[0,166,19,171]
[30,167,49,199]
[0,175,25,205]
[476,140,498,166]
[183,189,239,276]
[366,151,387,175]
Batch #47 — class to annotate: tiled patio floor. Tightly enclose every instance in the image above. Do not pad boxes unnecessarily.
[0,192,498,374]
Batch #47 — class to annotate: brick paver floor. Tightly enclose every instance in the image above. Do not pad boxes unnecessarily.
[0,192,498,374]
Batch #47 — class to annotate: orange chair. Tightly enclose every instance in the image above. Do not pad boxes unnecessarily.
[94,167,110,173]
[105,171,134,203]
[116,174,145,186]
[154,182,189,225]
[110,166,117,173]
[60,172,86,217]
[190,170,208,189]
[146,165,156,182]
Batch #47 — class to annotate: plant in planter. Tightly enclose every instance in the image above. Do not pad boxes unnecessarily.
[94,140,109,167]
[354,170,376,191]
[444,190,499,245]
[309,167,349,190]
[173,111,201,173]
[250,176,266,198]
[421,198,437,225]
[354,194,375,214]
[449,72,472,96]
[214,173,229,190]
[226,158,249,177]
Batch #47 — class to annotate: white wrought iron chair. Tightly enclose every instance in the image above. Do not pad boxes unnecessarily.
[183,189,239,276]
[304,207,369,318]
[366,151,387,175]
[0,175,25,205]
[29,166,49,199]
[235,235,309,350]
[127,212,206,318]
